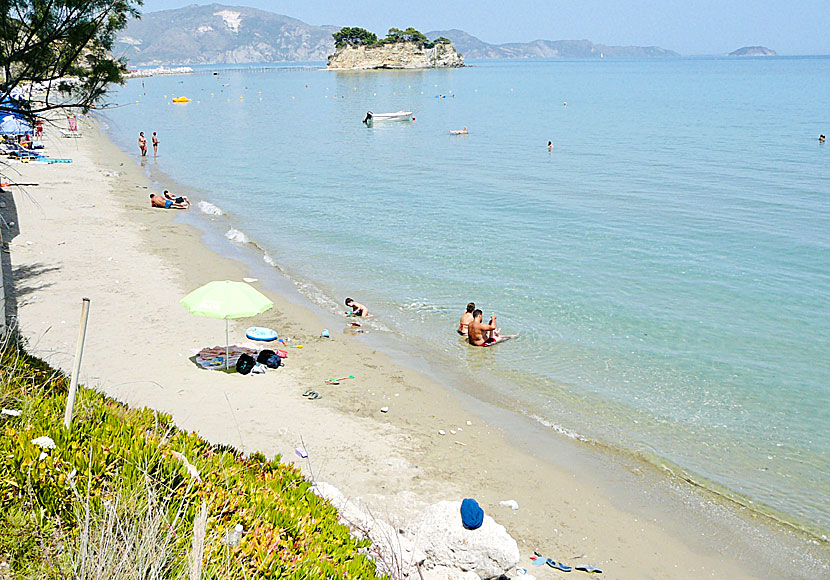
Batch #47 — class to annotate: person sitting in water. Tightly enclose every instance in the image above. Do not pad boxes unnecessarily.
[163,189,190,207]
[150,193,188,209]
[467,309,501,346]
[345,297,371,317]
[458,302,476,336]
[821,134,826,143]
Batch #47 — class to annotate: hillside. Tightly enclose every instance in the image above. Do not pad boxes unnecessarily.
[427,29,679,59]
[113,4,680,66]
[114,3,338,65]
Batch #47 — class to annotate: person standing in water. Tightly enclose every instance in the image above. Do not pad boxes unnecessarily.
[152,131,159,156]
[458,302,475,336]
[138,132,147,156]
[548,141,554,151]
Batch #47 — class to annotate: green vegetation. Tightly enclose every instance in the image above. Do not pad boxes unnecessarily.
[333,26,449,50]
[0,339,383,579]
[0,0,143,121]
[332,27,378,48]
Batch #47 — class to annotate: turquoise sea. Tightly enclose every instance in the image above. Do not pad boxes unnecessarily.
[102,57,830,536]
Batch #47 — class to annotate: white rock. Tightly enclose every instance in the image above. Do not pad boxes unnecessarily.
[403,500,520,579]
[420,566,480,580]
[380,406,389,413]
[499,500,519,510]
[314,482,423,578]
[438,430,446,435]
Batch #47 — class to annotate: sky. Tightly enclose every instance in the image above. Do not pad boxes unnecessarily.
[139,1,830,55]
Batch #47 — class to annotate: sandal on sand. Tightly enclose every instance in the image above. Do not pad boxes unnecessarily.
[530,556,546,567]
[302,390,314,397]
[574,565,602,573]
[546,560,572,572]
[307,391,322,400]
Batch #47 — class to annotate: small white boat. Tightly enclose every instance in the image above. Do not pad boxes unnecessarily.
[363,110,413,123]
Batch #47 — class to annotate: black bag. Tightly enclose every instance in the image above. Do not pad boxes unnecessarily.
[236,353,255,375]
[257,349,282,369]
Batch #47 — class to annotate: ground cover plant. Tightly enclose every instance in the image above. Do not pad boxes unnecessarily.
[0,338,383,579]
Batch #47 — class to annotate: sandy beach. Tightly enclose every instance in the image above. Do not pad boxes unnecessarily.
[2,116,827,579]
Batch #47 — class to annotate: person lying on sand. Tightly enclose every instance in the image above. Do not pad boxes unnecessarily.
[150,193,188,209]
[458,302,475,336]
[345,297,371,317]
[163,190,190,207]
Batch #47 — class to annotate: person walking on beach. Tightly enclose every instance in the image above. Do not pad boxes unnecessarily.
[345,298,371,317]
[138,132,147,156]
[458,302,476,336]
[152,131,159,156]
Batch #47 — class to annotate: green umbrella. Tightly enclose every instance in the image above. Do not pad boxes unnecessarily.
[180,280,273,369]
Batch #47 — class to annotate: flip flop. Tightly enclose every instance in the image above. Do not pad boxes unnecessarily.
[530,557,546,567]
[302,390,314,397]
[307,391,322,400]
[574,565,602,574]
[546,560,572,572]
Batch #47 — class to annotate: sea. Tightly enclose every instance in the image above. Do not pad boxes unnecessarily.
[101,56,830,538]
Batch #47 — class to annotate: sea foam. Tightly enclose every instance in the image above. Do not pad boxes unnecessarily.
[198,200,223,215]
[225,229,249,244]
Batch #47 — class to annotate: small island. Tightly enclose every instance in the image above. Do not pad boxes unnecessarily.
[729,46,777,57]
[327,27,464,70]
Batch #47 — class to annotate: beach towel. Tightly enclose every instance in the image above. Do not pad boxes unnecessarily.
[460,498,484,530]
[196,345,257,370]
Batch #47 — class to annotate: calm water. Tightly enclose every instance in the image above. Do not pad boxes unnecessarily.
[103,57,830,534]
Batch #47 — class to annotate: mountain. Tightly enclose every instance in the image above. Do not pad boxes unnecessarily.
[114,4,680,66]
[114,3,338,65]
[427,29,679,59]
[728,46,776,57]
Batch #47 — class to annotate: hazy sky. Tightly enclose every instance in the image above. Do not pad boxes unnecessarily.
[140,1,830,55]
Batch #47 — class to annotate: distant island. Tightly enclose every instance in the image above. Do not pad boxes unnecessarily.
[729,46,777,57]
[326,27,463,70]
[426,29,680,59]
[113,3,680,66]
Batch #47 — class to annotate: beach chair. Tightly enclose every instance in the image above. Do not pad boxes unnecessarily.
[60,115,82,138]
[6,142,71,163]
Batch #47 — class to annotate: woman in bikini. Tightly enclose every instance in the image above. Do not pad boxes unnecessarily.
[457,302,475,336]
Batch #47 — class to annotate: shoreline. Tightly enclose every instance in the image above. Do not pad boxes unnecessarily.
[110,111,829,543]
[3,115,828,579]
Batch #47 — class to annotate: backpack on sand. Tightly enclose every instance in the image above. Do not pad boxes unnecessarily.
[256,349,282,369]
[236,353,256,375]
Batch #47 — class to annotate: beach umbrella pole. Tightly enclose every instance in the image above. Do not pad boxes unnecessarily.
[225,318,229,370]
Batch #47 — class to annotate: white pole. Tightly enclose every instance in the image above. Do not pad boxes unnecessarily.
[225,318,229,370]
[64,297,90,430]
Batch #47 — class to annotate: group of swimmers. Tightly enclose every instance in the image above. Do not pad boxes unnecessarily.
[346,298,513,347]
[457,302,512,346]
